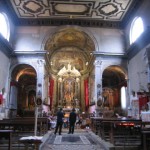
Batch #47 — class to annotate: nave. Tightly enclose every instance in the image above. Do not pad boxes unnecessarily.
[40,129,107,150]
[0,122,147,150]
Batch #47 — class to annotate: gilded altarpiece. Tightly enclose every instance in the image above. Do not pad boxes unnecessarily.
[57,77,80,109]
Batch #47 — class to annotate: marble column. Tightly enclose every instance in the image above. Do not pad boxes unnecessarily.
[94,60,102,116]
[36,59,45,100]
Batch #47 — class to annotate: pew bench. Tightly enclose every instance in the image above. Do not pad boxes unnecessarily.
[0,117,48,135]
[0,130,13,150]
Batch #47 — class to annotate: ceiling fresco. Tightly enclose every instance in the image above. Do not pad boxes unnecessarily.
[2,0,142,28]
[45,28,95,52]
[45,28,95,75]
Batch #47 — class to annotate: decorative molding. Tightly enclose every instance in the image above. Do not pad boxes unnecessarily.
[9,0,132,21]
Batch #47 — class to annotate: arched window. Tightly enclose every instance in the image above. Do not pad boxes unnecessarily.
[130,17,144,44]
[0,13,10,41]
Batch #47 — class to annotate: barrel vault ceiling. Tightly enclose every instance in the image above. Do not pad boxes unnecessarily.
[1,0,143,28]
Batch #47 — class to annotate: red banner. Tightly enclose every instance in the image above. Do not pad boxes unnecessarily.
[84,79,89,111]
[49,78,54,110]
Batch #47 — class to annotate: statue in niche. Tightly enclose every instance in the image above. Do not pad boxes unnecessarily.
[103,95,109,107]
[28,94,35,110]
[102,92,109,107]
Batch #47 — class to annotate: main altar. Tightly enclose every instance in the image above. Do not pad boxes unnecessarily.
[57,64,81,112]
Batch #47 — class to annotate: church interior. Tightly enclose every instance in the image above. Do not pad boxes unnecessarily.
[0,0,150,149]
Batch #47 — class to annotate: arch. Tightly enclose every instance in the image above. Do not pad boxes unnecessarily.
[9,64,37,117]
[102,65,127,109]
[102,65,127,88]
[10,63,37,78]
[11,64,37,81]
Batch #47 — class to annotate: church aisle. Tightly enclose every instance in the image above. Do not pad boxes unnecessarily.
[40,129,108,150]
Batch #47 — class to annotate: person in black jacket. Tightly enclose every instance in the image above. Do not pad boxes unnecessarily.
[68,108,76,134]
[54,108,64,135]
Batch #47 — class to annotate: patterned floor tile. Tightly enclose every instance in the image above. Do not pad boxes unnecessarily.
[40,130,106,150]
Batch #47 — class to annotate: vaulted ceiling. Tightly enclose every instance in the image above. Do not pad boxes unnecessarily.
[1,0,143,28]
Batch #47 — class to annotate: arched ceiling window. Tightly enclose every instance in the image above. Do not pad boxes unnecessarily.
[130,17,144,45]
[0,13,10,41]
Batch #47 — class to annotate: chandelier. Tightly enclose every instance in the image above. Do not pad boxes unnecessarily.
[58,63,81,77]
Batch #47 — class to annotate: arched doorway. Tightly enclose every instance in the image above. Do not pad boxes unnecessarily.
[10,64,37,117]
[102,65,127,112]
[44,27,95,113]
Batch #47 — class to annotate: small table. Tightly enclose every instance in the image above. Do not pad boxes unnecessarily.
[0,130,13,150]
[19,136,43,150]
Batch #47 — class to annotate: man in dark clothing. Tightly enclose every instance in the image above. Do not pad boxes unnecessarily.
[68,108,76,134]
[54,108,64,135]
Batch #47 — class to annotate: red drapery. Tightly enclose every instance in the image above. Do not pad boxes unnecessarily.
[137,92,148,112]
[84,79,89,111]
[0,94,3,105]
[49,78,54,110]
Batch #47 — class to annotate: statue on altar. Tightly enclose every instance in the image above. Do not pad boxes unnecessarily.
[63,80,75,106]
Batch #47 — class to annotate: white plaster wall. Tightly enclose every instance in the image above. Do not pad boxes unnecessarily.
[88,28,124,53]
[124,0,150,96]
[14,26,125,53]
[0,51,10,91]
[128,46,149,93]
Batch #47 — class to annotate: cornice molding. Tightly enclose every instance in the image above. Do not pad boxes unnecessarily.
[126,27,150,60]
[12,50,46,56]
[93,51,127,59]
[17,18,121,29]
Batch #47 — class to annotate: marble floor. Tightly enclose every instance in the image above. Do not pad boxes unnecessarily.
[40,129,111,150]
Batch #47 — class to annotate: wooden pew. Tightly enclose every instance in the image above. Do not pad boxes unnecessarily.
[91,117,142,147]
[0,117,48,135]
[0,130,13,150]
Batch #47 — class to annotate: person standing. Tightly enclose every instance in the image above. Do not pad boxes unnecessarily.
[54,108,64,135]
[68,108,76,134]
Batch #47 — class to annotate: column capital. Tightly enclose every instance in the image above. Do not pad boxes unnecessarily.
[37,59,45,66]
[94,60,102,66]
